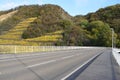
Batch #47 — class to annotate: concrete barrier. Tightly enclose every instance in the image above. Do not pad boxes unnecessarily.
[113,48,120,66]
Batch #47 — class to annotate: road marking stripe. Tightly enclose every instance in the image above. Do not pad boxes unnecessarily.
[0,59,17,62]
[27,60,56,68]
[0,53,81,75]
[61,55,74,60]
[27,54,80,68]
[0,49,73,60]
[0,52,52,60]
[61,53,102,80]
[0,53,50,62]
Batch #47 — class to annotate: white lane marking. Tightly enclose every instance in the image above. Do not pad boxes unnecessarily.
[0,48,83,60]
[0,52,50,60]
[0,49,85,61]
[61,53,101,80]
[61,55,74,60]
[0,55,43,62]
[27,54,81,68]
[0,59,17,62]
[0,53,81,62]
[27,60,56,68]
[0,50,69,61]
[0,55,48,62]
[0,53,81,75]
[0,49,72,60]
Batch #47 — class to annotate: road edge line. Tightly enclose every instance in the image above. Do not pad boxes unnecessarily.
[61,52,103,80]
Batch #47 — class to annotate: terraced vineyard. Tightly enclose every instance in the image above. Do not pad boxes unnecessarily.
[0,17,63,46]
[26,30,63,42]
[25,30,63,46]
[0,17,37,40]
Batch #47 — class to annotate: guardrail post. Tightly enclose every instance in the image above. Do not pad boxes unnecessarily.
[32,46,34,52]
[14,46,16,54]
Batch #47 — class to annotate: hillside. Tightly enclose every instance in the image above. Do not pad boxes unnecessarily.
[0,5,41,33]
[0,4,67,46]
[22,4,72,39]
[0,10,18,22]
[0,17,36,40]
[86,4,120,31]
[0,4,119,47]
[85,4,120,47]
[0,17,63,46]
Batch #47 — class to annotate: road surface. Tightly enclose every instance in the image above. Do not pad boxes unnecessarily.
[0,47,119,80]
[75,49,120,80]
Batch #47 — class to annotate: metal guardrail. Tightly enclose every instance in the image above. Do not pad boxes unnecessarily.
[0,45,81,54]
[0,45,104,54]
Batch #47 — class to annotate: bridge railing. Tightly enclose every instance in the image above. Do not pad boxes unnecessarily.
[0,45,81,54]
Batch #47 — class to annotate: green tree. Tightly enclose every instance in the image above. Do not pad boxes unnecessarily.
[80,19,89,28]
[88,21,114,47]
[59,20,72,29]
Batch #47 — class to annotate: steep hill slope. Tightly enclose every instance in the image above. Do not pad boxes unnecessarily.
[0,4,70,46]
[0,4,71,38]
[0,17,63,46]
[0,30,63,46]
[0,10,18,22]
[0,5,41,33]
[86,4,120,34]
[0,17,36,40]
[85,4,120,47]
[0,4,119,47]
[22,4,72,39]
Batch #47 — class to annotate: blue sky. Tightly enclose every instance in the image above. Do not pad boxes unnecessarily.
[0,0,120,16]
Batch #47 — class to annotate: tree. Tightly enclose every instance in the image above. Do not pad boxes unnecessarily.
[88,20,115,47]
[62,26,90,46]
[59,20,72,30]
[79,19,89,28]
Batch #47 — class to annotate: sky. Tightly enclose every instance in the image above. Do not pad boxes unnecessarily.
[0,0,120,16]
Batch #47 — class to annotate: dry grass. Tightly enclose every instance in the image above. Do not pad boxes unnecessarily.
[0,17,37,40]
[0,17,63,47]
[0,10,18,22]
[26,30,63,42]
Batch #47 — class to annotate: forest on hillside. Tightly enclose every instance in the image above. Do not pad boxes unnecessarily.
[0,4,120,47]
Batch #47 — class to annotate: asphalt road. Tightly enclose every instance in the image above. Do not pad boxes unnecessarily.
[75,49,120,80]
[0,47,118,80]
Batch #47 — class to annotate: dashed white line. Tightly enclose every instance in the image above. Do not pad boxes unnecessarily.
[27,60,56,68]
[27,54,80,68]
[0,53,81,76]
[0,52,51,61]
[0,53,49,62]
[61,55,74,60]
[0,59,17,62]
